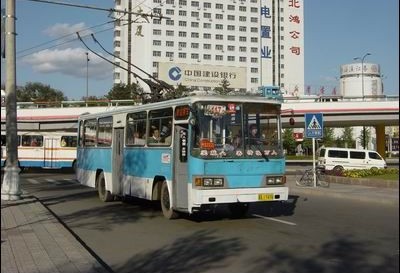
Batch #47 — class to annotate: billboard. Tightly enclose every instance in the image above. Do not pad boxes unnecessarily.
[158,63,247,89]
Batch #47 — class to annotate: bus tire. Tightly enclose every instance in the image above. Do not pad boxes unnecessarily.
[229,203,249,219]
[160,181,179,219]
[97,172,113,202]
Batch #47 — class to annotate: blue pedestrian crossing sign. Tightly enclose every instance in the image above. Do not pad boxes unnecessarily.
[305,113,324,138]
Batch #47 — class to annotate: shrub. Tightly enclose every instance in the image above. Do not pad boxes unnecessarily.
[342,168,399,178]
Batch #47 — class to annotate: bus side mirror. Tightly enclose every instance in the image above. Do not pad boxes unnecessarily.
[289,117,295,126]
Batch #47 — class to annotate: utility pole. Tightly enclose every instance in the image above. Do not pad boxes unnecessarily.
[86,52,89,100]
[1,0,21,200]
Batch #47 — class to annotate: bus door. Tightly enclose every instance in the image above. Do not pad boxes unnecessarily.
[112,128,124,194]
[173,125,189,210]
[44,137,56,168]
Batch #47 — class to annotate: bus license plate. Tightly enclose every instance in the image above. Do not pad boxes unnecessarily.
[258,193,274,201]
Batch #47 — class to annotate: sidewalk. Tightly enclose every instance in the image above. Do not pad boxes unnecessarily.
[286,176,399,206]
[1,196,112,273]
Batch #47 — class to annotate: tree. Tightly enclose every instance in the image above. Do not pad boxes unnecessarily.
[106,83,144,101]
[282,128,296,155]
[321,127,336,147]
[359,127,371,149]
[340,127,355,148]
[213,78,233,95]
[163,83,190,100]
[17,82,66,102]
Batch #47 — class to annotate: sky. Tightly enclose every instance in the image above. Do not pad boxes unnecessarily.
[1,0,399,100]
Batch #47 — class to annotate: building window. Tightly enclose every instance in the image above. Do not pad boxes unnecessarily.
[239,57,247,62]
[153,51,161,57]
[153,29,161,35]
[215,44,223,50]
[179,21,187,26]
[215,34,223,40]
[191,32,199,38]
[239,6,246,12]
[251,78,259,83]
[191,43,199,48]
[251,37,258,43]
[227,45,235,51]
[179,52,187,58]
[216,14,223,20]
[179,31,187,37]
[166,41,174,47]
[191,1,199,7]
[203,33,211,39]
[153,40,161,46]
[227,15,235,20]
[215,3,223,9]
[227,35,235,41]
[239,36,247,42]
[251,17,258,23]
[251,67,258,73]
[239,47,246,52]
[203,23,211,28]
[203,43,211,49]
[216,24,223,30]
[251,57,258,63]
[239,26,247,32]
[216,55,223,61]
[203,54,211,60]
[179,10,187,16]
[191,53,199,59]
[191,22,199,27]
[166,30,174,36]
[178,42,187,48]
[227,56,235,61]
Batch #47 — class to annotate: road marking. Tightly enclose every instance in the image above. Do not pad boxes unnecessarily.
[252,214,297,226]
[45,178,56,182]
[27,178,39,184]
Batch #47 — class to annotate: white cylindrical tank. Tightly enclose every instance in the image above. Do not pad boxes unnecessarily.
[340,63,383,97]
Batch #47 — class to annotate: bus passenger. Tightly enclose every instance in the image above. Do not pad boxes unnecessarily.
[148,129,161,144]
[133,132,145,145]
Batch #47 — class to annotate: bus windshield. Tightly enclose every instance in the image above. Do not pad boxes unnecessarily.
[191,101,283,159]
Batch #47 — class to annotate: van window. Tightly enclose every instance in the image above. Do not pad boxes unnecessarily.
[328,149,348,158]
[369,152,382,160]
[319,148,326,157]
[350,151,365,159]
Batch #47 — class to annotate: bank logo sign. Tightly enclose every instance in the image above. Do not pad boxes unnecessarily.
[160,63,247,88]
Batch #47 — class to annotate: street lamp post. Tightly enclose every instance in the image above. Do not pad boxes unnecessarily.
[86,52,89,100]
[354,53,371,150]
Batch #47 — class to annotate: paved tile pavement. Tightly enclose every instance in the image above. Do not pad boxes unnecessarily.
[1,196,112,273]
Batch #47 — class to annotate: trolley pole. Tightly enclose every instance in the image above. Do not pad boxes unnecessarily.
[1,0,21,200]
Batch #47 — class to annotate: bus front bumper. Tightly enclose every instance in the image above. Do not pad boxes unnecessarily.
[192,187,289,205]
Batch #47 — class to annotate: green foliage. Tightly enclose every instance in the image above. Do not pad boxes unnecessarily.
[163,83,190,100]
[17,82,66,102]
[342,168,399,178]
[213,78,233,95]
[282,128,296,155]
[358,127,371,149]
[340,127,356,148]
[106,83,144,101]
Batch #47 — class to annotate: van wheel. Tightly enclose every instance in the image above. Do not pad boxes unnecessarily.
[160,181,179,219]
[97,172,114,202]
[332,166,344,176]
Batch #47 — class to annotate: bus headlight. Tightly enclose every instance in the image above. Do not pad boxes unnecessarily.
[194,177,225,188]
[266,176,286,185]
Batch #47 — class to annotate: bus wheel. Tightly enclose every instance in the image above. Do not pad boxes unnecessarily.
[160,181,179,219]
[229,203,249,219]
[97,172,113,202]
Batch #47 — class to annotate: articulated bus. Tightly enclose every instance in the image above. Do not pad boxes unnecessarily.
[1,131,77,170]
[76,95,288,219]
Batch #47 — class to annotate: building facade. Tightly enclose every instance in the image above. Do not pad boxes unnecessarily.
[113,0,304,94]
[340,63,384,97]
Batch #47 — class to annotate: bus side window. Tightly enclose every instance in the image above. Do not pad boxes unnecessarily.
[0,135,5,146]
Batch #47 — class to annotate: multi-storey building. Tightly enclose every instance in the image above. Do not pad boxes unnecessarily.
[113,0,304,94]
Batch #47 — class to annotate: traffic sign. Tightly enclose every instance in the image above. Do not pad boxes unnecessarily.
[305,113,324,138]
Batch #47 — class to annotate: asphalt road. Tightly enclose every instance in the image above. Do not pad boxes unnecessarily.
[14,169,400,273]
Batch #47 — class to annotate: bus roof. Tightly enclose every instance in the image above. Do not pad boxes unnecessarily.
[78,95,282,120]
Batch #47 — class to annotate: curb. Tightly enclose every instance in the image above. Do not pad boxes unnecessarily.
[289,186,399,206]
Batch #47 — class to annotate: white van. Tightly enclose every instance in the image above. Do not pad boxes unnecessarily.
[317,147,387,173]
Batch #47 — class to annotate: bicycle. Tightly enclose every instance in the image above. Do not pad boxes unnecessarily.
[295,168,329,187]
